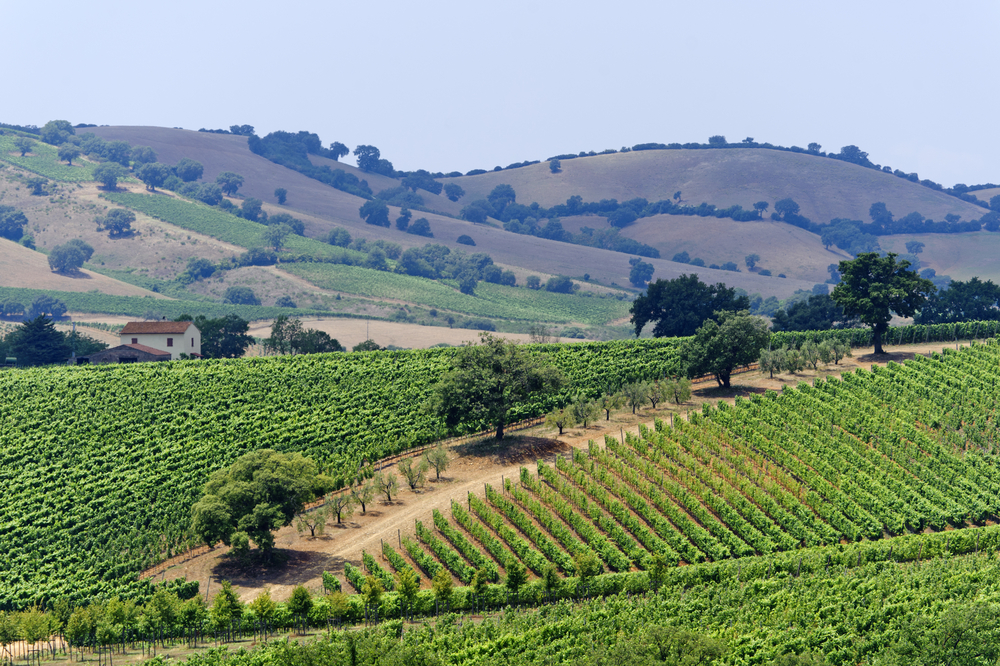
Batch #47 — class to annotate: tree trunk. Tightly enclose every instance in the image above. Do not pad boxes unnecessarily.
[495,422,505,440]
[873,327,885,354]
[720,370,732,388]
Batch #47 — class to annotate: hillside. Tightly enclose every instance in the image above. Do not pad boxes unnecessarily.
[442,148,987,226]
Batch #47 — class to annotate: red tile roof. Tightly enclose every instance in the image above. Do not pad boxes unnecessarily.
[120,321,194,334]
[123,343,172,356]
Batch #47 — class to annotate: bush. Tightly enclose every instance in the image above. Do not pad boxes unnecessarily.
[456,234,476,246]
[223,286,260,305]
[545,276,577,293]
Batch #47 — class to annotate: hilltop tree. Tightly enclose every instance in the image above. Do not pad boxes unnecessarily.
[40,120,74,145]
[752,202,769,218]
[94,163,126,190]
[329,141,349,161]
[216,171,244,196]
[429,332,565,440]
[630,274,749,338]
[773,198,800,220]
[57,145,80,165]
[190,449,326,554]
[831,252,934,354]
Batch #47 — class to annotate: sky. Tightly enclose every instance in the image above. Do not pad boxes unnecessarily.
[6,0,998,187]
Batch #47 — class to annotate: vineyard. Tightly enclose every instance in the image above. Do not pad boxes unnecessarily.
[341,340,1000,597]
[0,134,98,182]
[100,192,360,261]
[286,263,630,325]
[0,338,682,609]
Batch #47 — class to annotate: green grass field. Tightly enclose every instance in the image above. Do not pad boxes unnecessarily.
[285,262,631,325]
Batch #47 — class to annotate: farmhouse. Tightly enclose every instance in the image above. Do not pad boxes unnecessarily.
[119,321,201,360]
[85,343,172,364]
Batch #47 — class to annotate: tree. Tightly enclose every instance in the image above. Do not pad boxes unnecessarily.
[549,159,561,173]
[0,206,28,241]
[353,339,382,352]
[398,456,428,491]
[771,294,844,332]
[487,184,516,216]
[807,142,822,153]
[424,443,449,481]
[57,145,80,165]
[681,310,770,388]
[504,558,527,596]
[408,218,433,237]
[25,295,67,319]
[831,252,935,354]
[97,208,136,238]
[759,348,783,379]
[223,286,260,305]
[326,492,356,524]
[546,408,574,435]
[48,243,88,273]
[905,240,925,255]
[744,254,760,271]
[137,162,171,191]
[395,208,412,231]
[274,187,287,204]
[752,201,769,218]
[359,199,390,227]
[7,316,72,366]
[130,146,157,167]
[190,449,324,554]
[598,392,624,420]
[329,141,349,161]
[570,395,599,427]
[353,145,382,172]
[27,177,47,195]
[429,332,566,439]
[460,200,493,223]
[664,377,692,404]
[195,314,254,358]
[13,136,34,156]
[175,158,204,182]
[374,470,398,502]
[443,183,465,202]
[295,503,328,537]
[350,477,376,514]
[432,567,453,609]
[915,277,1000,324]
[211,581,244,627]
[708,135,727,146]
[546,275,576,293]
[93,163,126,190]
[623,381,649,414]
[215,172,244,196]
[241,197,263,221]
[395,568,420,615]
[248,590,276,627]
[773,198,800,220]
[40,120,74,145]
[262,223,292,250]
[630,274,750,338]
[526,275,541,290]
[629,258,654,287]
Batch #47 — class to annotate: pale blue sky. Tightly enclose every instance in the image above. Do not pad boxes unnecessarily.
[7,0,998,187]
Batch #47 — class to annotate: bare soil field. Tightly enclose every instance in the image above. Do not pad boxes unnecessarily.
[143,339,965,604]
[441,149,985,229]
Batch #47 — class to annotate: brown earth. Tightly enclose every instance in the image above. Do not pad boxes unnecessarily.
[143,339,966,604]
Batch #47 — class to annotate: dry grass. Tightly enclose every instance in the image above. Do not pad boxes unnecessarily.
[441,149,985,229]
[879,231,1000,282]
[971,187,1000,203]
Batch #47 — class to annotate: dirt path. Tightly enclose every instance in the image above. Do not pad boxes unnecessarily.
[143,339,971,602]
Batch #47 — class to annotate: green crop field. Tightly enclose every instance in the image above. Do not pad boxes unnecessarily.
[101,192,364,261]
[0,338,682,608]
[286,263,630,325]
[0,134,98,181]
[356,340,1000,596]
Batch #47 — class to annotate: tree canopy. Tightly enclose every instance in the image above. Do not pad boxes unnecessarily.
[914,277,1000,324]
[831,252,935,354]
[193,314,254,358]
[0,206,28,241]
[630,274,750,338]
[215,172,244,196]
[771,294,845,332]
[681,310,770,388]
[429,333,565,440]
[6,316,73,366]
[93,163,126,190]
[190,449,328,554]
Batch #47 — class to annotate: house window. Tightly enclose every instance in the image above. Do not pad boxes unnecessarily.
[167,338,174,347]
[131,338,138,344]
